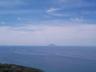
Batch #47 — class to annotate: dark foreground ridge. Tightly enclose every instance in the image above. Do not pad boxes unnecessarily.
[0,64,44,72]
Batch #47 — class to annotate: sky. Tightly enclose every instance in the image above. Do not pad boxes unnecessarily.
[0,0,96,46]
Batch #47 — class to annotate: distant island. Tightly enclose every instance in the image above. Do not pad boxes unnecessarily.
[48,43,56,47]
[0,64,43,72]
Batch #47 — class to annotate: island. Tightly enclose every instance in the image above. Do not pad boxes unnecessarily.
[48,43,56,47]
[0,64,44,72]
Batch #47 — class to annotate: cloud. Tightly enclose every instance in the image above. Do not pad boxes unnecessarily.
[46,7,58,16]
[9,25,44,32]
[0,0,96,46]
[46,0,96,17]
[39,17,86,26]
[46,7,68,16]
[0,21,96,46]
[47,8,59,13]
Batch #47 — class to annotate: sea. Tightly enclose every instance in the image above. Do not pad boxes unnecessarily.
[0,46,96,72]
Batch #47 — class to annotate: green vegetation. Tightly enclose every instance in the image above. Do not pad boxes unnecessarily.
[0,64,43,72]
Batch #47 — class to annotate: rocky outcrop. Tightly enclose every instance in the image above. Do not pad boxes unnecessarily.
[0,64,44,72]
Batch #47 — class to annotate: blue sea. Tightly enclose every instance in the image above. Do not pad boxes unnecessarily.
[0,46,96,72]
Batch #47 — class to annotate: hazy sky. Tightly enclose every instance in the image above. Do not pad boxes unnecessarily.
[0,0,96,46]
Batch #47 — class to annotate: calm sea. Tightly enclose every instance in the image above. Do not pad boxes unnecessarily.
[0,46,96,72]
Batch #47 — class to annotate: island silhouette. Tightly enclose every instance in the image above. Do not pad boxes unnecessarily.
[48,43,56,47]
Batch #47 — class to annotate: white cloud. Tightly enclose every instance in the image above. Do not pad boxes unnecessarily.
[47,8,59,13]
[39,17,85,26]
[46,7,68,17]
[0,22,96,46]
